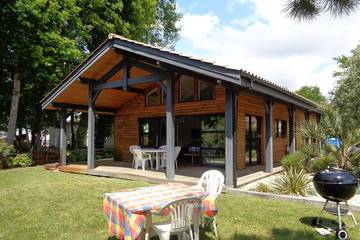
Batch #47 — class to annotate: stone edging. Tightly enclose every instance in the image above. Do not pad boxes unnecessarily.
[226,188,360,212]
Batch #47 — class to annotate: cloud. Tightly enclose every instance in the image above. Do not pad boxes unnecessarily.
[177,0,360,97]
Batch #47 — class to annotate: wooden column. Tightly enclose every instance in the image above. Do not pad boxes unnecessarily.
[265,99,273,173]
[59,108,67,166]
[288,106,296,153]
[87,81,95,171]
[166,74,175,180]
[225,88,237,188]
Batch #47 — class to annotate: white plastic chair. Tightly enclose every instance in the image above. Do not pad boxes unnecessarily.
[159,145,167,169]
[129,145,141,167]
[132,148,153,170]
[161,146,181,169]
[197,170,225,238]
[149,197,202,240]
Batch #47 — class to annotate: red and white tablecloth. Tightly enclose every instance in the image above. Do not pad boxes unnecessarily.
[103,183,217,240]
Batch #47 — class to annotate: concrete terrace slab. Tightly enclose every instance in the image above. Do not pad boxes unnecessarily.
[58,159,284,188]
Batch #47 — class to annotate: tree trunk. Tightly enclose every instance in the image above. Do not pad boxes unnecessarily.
[31,108,44,150]
[6,72,21,144]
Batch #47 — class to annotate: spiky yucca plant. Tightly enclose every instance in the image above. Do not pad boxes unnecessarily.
[299,105,360,170]
[272,167,312,196]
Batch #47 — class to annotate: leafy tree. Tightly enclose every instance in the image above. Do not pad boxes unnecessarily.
[284,0,360,20]
[331,44,360,130]
[295,85,326,104]
[1,0,182,148]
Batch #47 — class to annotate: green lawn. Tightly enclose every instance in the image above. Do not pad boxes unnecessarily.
[0,167,359,240]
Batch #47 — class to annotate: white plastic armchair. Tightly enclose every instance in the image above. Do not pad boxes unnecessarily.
[150,197,202,240]
[129,145,141,167]
[196,170,224,238]
[160,146,181,169]
[132,148,152,170]
[197,170,224,196]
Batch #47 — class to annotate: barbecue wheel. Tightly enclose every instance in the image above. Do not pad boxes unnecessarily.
[335,229,348,240]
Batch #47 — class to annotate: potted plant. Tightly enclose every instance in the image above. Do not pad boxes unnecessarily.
[32,147,48,165]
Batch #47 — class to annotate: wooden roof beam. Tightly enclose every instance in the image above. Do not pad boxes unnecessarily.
[94,72,168,91]
[51,102,116,113]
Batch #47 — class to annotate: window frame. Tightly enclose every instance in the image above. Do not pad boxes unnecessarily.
[145,88,159,107]
[179,75,216,103]
[198,79,215,101]
[275,119,287,138]
[179,75,196,103]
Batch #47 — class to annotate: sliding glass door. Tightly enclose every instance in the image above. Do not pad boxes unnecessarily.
[201,115,225,165]
[139,118,166,148]
[245,115,262,165]
[139,114,225,166]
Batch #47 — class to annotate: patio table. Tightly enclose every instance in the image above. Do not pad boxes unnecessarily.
[103,183,216,240]
[141,148,166,170]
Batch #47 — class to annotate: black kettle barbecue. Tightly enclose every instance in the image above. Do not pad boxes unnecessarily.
[312,167,358,240]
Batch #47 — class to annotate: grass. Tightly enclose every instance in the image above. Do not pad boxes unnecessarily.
[0,167,359,240]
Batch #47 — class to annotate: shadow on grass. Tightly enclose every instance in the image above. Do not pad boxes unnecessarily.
[229,228,334,240]
[201,217,337,240]
[107,217,338,240]
[300,216,339,228]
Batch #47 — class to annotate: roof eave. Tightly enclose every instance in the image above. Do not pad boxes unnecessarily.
[40,39,113,110]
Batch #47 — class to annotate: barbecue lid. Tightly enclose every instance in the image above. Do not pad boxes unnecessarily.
[313,168,358,185]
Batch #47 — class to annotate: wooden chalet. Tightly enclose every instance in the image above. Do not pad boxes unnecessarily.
[41,33,321,187]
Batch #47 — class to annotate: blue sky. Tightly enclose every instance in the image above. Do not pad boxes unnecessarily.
[173,0,360,96]
[176,0,258,56]
[177,0,255,23]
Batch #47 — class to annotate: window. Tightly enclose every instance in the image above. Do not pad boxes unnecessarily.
[276,120,287,138]
[198,80,215,100]
[180,75,195,102]
[139,118,166,147]
[146,88,158,106]
[201,115,225,165]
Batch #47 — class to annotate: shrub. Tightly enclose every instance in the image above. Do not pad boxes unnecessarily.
[14,140,31,153]
[255,183,272,193]
[309,155,337,173]
[67,149,87,162]
[271,167,312,196]
[0,142,15,157]
[281,151,304,170]
[7,154,33,168]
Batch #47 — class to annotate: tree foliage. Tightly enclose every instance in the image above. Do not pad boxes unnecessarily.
[0,0,181,147]
[295,85,326,104]
[331,44,360,130]
[284,0,360,20]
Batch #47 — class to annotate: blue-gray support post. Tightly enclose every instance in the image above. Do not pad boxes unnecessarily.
[265,99,273,173]
[60,108,67,166]
[166,73,175,180]
[225,88,237,188]
[123,57,129,91]
[289,106,296,153]
[87,81,95,171]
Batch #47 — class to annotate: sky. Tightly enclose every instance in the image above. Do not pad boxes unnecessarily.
[175,0,360,97]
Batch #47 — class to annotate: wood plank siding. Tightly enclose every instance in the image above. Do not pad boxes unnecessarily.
[114,77,319,170]
[114,78,225,162]
[272,102,290,163]
[236,93,266,169]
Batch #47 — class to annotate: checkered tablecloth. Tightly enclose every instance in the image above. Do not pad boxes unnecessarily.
[103,183,216,240]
